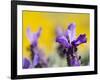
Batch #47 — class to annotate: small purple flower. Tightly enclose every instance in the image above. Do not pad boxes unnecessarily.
[23,58,31,69]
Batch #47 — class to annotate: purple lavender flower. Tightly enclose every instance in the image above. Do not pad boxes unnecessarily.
[56,23,87,66]
[26,27,42,67]
[23,58,31,69]
[56,23,87,49]
[25,27,48,68]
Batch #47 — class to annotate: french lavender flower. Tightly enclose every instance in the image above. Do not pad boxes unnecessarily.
[22,27,48,68]
[56,23,87,66]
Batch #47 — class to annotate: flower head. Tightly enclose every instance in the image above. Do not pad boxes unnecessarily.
[56,23,87,48]
[25,27,48,68]
[56,23,87,66]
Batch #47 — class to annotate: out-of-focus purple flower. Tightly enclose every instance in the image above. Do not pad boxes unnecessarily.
[26,27,48,68]
[23,58,31,69]
[26,27,42,68]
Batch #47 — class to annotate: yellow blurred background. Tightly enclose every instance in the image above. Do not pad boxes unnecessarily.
[22,11,90,59]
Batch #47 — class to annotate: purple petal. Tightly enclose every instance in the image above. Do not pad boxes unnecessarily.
[36,27,42,37]
[72,34,87,47]
[26,27,33,42]
[56,26,63,37]
[65,23,76,43]
[23,58,31,69]
[26,27,42,47]
[56,36,71,48]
